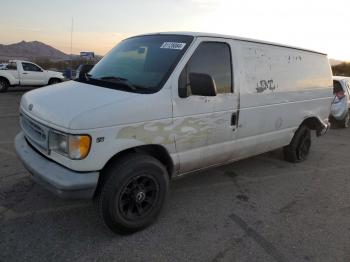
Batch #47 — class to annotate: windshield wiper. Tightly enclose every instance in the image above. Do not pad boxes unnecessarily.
[98,76,137,91]
[81,75,153,93]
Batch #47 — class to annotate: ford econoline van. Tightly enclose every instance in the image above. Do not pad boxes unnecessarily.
[15,32,333,233]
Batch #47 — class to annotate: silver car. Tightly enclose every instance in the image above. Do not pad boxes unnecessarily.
[330,76,350,128]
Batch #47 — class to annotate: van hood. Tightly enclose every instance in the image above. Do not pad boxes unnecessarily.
[20,80,144,130]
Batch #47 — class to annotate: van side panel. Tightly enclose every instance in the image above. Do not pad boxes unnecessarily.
[173,38,333,176]
[234,41,333,144]
[188,40,333,170]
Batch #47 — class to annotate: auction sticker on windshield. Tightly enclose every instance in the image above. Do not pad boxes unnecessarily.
[160,42,186,50]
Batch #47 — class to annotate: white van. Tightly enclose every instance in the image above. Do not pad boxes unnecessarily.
[15,32,333,234]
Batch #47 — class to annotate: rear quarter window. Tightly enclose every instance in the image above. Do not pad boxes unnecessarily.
[7,62,17,70]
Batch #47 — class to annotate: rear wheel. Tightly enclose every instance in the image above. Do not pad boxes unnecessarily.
[95,153,169,234]
[284,125,311,163]
[0,78,9,93]
[48,78,61,85]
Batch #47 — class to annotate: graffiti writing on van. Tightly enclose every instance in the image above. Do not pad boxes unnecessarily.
[256,79,277,93]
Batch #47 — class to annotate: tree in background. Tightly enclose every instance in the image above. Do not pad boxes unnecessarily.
[332,62,350,76]
[33,57,100,71]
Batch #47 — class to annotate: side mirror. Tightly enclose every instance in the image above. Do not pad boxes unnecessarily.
[189,72,217,97]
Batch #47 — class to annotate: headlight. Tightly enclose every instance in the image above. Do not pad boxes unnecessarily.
[49,131,68,156]
[68,135,91,159]
[49,131,91,160]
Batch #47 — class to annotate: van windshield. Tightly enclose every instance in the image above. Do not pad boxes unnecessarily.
[78,35,193,93]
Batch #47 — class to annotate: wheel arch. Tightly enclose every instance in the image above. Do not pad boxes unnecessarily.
[301,116,327,134]
[103,143,174,176]
[48,77,62,84]
[94,144,175,198]
[0,76,10,86]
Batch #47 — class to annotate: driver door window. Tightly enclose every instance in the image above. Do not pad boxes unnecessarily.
[22,62,42,72]
[179,42,232,96]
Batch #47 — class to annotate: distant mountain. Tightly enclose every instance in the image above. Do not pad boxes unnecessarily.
[0,41,69,61]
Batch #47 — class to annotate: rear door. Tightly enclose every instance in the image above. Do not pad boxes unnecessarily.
[172,38,238,173]
[20,62,46,85]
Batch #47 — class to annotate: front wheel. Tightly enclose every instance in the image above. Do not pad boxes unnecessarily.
[48,78,61,85]
[284,125,311,163]
[95,154,169,234]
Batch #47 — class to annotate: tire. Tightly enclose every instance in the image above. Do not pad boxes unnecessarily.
[95,153,169,234]
[329,115,338,129]
[48,78,61,85]
[0,78,9,93]
[284,125,311,163]
[339,112,349,128]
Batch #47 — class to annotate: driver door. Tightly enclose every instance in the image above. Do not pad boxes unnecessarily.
[20,62,46,85]
[171,38,238,174]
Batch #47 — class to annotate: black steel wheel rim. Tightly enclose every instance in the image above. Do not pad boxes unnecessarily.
[118,174,159,221]
[298,131,311,160]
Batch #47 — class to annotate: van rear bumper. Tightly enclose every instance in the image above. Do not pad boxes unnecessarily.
[14,132,99,199]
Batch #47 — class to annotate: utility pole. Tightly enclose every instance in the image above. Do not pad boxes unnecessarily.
[70,17,74,79]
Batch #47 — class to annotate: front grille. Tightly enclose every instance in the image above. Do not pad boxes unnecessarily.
[20,113,50,152]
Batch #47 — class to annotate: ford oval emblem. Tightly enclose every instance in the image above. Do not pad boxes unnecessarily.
[28,104,33,111]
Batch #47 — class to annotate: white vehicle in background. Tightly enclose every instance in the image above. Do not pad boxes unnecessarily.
[0,63,8,70]
[330,76,350,128]
[15,32,333,234]
[0,60,64,92]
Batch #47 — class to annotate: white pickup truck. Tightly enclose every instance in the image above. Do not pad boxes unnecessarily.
[0,60,64,92]
[15,32,333,234]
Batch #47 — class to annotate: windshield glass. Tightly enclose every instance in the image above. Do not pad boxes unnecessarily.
[80,35,193,93]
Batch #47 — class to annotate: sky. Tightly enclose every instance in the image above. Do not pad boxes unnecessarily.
[0,0,349,60]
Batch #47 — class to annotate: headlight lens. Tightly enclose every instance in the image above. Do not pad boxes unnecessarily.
[68,135,91,159]
[49,131,68,156]
[49,131,91,160]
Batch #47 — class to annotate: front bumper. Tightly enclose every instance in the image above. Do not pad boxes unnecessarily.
[15,132,99,199]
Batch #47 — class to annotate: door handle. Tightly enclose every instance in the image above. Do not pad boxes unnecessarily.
[22,72,28,74]
[231,113,237,126]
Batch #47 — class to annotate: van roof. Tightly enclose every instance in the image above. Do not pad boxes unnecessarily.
[136,31,327,56]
